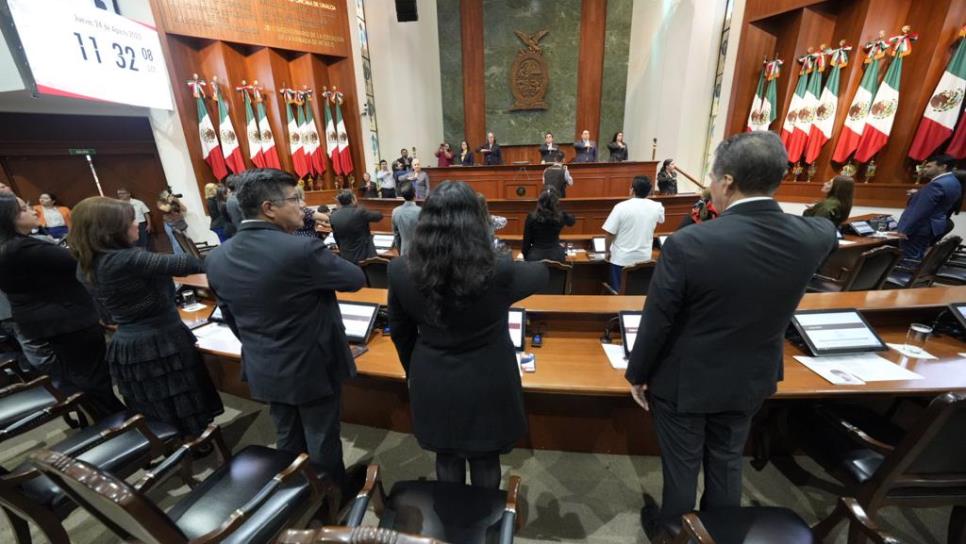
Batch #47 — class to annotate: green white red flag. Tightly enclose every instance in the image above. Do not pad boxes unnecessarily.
[238,84,265,168]
[188,78,228,180]
[781,54,810,155]
[746,59,780,132]
[909,26,966,161]
[948,109,966,159]
[300,91,326,175]
[253,85,281,169]
[788,51,823,163]
[334,93,352,175]
[855,30,917,163]
[284,90,309,178]
[832,36,889,163]
[323,91,341,175]
[805,45,849,164]
[213,80,244,174]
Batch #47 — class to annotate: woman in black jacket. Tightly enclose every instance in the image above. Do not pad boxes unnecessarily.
[387,181,547,488]
[0,193,124,419]
[458,140,475,166]
[522,187,575,262]
[607,131,628,162]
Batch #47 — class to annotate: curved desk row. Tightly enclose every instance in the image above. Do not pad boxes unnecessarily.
[177,275,966,454]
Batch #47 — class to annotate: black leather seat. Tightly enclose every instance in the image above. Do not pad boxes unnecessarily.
[167,445,313,544]
[378,480,510,544]
[0,386,57,428]
[670,507,816,544]
[7,411,177,517]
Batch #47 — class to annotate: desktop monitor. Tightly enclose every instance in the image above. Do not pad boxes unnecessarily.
[592,236,606,253]
[508,308,526,351]
[790,309,887,356]
[619,311,642,359]
[372,234,394,250]
[338,302,380,343]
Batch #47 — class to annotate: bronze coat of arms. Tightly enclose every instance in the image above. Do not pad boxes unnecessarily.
[510,30,549,111]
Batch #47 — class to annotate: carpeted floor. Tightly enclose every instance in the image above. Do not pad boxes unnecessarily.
[0,391,948,543]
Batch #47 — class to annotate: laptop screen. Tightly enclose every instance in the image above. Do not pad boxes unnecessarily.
[791,309,887,356]
[592,236,606,253]
[619,311,642,359]
[338,302,380,343]
[372,234,394,249]
[508,308,526,351]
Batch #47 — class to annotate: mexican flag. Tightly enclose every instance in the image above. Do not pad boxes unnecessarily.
[832,54,881,163]
[948,109,966,159]
[255,89,281,169]
[908,27,966,161]
[193,88,228,180]
[286,96,309,178]
[789,57,822,163]
[854,53,905,162]
[214,83,244,174]
[335,96,352,174]
[781,61,809,153]
[324,94,342,175]
[241,88,265,168]
[805,48,847,164]
[301,95,326,175]
[746,69,766,131]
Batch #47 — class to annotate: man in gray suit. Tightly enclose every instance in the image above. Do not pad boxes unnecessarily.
[206,169,365,481]
[391,182,420,256]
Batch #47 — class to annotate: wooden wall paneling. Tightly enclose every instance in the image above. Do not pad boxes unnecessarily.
[327,56,369,184]
[872,0,966,183]
[460,0,485,148]
[725,24,778,136]
[199,41,256,173]
[575,0,608,140]
[245,47,293,173]
[746,0,827,23]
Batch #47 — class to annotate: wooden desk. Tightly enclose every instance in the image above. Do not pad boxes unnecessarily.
[182,286,966,454]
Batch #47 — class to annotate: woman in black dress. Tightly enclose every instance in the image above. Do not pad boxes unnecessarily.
[522,187,575,262]
[607,131,628,162]
[657,158,679,195]
[0,194,124,420]
[69,197,223,439]
[388,181,547,488]
[458,140,475,166]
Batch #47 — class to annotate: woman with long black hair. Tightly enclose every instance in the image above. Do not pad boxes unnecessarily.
[522,187,575,262]
[387,181,547,488]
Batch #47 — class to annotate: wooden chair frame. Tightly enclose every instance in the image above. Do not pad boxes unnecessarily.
[28,424,340,544]
[811,246,902,292]
[358,257,391,288]
[0,376,88,444]
[602,261,656,295]
[889,235,962,288]
[539,259,573,295]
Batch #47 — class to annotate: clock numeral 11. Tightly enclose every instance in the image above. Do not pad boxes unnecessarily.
[73,32,102,63]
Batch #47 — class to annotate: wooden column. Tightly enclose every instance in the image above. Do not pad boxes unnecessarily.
[461,0,485,149]
[575,0,607,140]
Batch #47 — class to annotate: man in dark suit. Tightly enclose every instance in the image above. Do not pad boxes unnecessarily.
[478,132,503,165]
[625,131,837,536]
[897,154,962,260]
[573,129,597,163]
[330,190,383,263]
[205,169,366,481]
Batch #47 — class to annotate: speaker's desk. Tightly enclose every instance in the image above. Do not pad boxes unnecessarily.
[178,277,966,454]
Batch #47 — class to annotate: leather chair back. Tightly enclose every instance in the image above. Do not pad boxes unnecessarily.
[359,257,390,288]
[621,261,657,295]
[538,260,572,295]
[29,449,188,544]
[172,230,204,260]
[280,527,449,543]
[843,246,901,291]
[909,236,962,288]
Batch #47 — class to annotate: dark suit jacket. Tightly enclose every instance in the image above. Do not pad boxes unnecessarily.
[898,172,962,239]
[543,166,568,198]
[388,255,547,453]
[0,235,99,340]
[459,150,475,166]
[205,222,366,404]
[625,199,837,413]
[573,141,597,162]
[540,144,563,163]
[330,205,383,263]
[479,143,502,165]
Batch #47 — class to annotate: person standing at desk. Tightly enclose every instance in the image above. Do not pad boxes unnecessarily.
[542,162,573,198]
[394,148,413,172]
[435,142,453,167]
[897,154,962,260]
[657,159,679,195]
[458,140,475,166]
[803,175,854,227]
[206,168,366,481]
[625,131,837,539]
[330,190,383,263]
[478,132,503,165]
[607,131,628,162]
[540,131,563,163]
[391,182,420,256]
[376,159,396,198]
[117,188,152,248]
[602,176,665,292]
[522,187,575,262]
[406,158,431,199]
[387,181,547,488]
[573,129,597,163]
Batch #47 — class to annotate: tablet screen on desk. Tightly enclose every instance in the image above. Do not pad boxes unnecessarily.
[791,309,887,356]
[372,234,394,249]
[339,302,379,344]
[950,303,966,332]
[210,306,224,322]
[508,308,526,351]
[592,236,606,253]
[619,311,642,359]
[850,221,874,236]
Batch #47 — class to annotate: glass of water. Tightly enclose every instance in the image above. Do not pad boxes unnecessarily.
[904,323,932,355]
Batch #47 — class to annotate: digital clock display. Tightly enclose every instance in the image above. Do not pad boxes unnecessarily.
[7,0,173,110]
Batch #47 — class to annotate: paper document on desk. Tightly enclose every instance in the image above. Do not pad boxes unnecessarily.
[193,323,242,356]
[601,343,628,369]
[794,354,923,383]
[836,240,857,246]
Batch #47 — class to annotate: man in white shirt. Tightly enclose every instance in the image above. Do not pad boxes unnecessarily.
[375,159,395,198]
[602,176,665,292]
[117,187,152,249]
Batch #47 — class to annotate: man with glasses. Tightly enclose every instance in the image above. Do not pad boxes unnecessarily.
[205,168,366,485]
